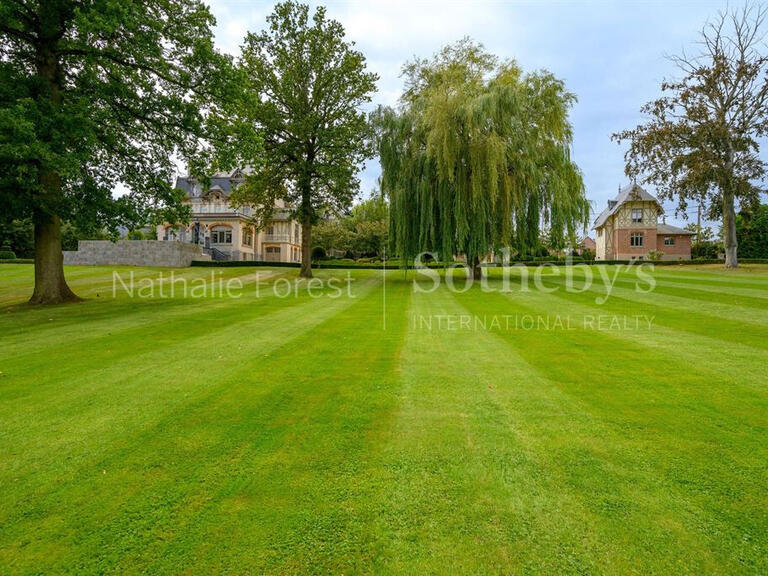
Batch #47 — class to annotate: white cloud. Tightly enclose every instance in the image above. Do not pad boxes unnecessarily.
[201,0,741,227]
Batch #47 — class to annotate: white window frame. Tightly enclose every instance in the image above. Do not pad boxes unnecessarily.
[664,237,675,246]
[211,227,232,244]
[631,208,643,223]
[630,232,644,247]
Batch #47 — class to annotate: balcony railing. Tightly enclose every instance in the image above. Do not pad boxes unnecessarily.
[263,234,292,243]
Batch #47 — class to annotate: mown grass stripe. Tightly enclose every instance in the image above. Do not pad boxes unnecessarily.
[449,282,767,573]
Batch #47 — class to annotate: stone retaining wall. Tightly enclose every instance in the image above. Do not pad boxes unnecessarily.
[63,240,211,267]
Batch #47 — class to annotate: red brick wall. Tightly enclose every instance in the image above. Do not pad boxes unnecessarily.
[614,228,657,258]
[656,234,692,258]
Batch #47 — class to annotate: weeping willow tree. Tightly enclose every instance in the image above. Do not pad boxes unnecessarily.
[373,39,589,277]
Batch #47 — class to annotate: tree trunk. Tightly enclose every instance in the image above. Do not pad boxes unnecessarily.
[723,190,738,269]
[29,9,78,304]
[300,215,312,278]
[30,209,79,305]
[471,255,483,280]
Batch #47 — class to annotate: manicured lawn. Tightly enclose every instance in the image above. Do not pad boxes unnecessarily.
[1,263,767,574]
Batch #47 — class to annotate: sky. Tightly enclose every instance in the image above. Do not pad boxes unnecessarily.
[206,0,740,231]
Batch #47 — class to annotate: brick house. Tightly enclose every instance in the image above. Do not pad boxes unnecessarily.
[578,236,596,254]
[593,184,695,261]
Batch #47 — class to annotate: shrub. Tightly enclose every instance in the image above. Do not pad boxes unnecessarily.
[0,249,16,260]
[311,246,326,261]
[127,229,146,240]
[646,250,664,262]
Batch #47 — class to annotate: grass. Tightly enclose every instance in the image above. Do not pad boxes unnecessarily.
[1,262,767,574]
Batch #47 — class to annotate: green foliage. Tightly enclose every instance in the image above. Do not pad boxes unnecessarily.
[353,219,388,256]
[0,0,238,300]
[373,39,589,268]
[311,192,389,257]
[348,192,388,227]
[230,2,378,241]
[737,204,768,258]
[646,250,664,262]
[0,219,34,258]
[0,249,16,260]
[0,217,109,255]
[685,223,722,259]
[127,230,147,241]
[312,219,355,254]
[311,246,327,261]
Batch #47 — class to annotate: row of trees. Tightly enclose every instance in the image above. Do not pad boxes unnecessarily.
[2,1,766,304]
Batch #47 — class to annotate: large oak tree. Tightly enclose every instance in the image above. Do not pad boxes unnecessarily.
[614,4,768,269]
[0,0,235,303]
[231,1,378,278]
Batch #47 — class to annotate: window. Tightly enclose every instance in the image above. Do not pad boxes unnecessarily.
[630,232,644,247]
[266,246,281,254]
[597,229,603,238]
[266,225,274,235]
[242,229,253,247]
[211,226,232,244]
[664,237,675,246]
[631,208,643,223]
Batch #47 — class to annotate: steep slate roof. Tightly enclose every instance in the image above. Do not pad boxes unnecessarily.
[593,183,662,229]
[657,223,696,235]
[174,169,250,198]
[174,168,295,221]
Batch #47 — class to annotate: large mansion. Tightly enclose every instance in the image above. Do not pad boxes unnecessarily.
[156,170,302,263]
[594,184,694,261]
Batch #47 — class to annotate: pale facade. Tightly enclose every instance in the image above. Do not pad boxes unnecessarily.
[594,184,694,261]
[157,170,302,263]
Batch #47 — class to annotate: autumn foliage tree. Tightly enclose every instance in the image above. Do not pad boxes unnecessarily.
[614,4,768,268]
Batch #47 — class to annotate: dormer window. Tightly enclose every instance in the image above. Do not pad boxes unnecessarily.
[631,208,643,223]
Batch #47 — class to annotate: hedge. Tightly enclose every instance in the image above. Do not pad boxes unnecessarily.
[191,257,768,269]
